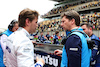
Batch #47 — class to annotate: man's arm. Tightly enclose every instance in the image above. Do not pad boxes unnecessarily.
[65,34,82,67]
[1,34,8,52]
[91,39,99,61]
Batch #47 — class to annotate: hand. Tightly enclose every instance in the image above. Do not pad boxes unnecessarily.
[44,37,48,40]
[32,41,36,44]
[54,49,62,56]
[36,57,45,65]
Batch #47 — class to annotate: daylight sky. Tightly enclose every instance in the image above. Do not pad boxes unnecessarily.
[0,0,57,29]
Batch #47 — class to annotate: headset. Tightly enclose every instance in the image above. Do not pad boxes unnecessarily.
[8,19,18,31]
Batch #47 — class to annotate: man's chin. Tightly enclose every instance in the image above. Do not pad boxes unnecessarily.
[33,31,36,33]
[31,31,35,34]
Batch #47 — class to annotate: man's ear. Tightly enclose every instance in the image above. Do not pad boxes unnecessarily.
[25,18,30,26]
[71,19,75,25]
[90,27,92,30]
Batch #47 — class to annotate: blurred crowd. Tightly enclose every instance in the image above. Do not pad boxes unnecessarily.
[41,0,100,17]
[29,31,65,45]
[39,12,100,32]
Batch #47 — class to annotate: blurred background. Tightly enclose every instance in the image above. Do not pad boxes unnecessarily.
[38,0,100,37]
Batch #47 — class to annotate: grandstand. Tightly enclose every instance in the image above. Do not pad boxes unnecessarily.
[38,0,100,37]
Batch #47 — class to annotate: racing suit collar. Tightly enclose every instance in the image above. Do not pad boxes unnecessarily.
[18,27,30,38]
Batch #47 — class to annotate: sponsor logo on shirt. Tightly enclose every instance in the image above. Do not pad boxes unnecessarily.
[70,48,78,51]
[6,46,11,53]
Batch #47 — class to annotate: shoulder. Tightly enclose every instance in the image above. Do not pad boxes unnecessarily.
[71,31,87,40]
[1,34,8,37]
[67,34,81,40]
[72,32,84,36]
[91,34,99,40]
[65,34,82,48]
[9,31,30,43]
[66,33,84,45]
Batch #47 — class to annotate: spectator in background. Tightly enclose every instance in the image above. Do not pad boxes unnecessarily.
[30,30,39,40]
[52,33,55,38]
[46,32,50,40]
[0,19,19,67]
[4,8,45,67]
[80,23,100,67]
[53,31,60,45]
[61,32,65,39]
[38,32,47,43]
[54,10,91,67]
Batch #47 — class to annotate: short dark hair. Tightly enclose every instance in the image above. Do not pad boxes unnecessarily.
[8,19,18,31]
[55,31,59,35]
[61,10,80,26]
[18,8,39,27]
[80,23,93,29]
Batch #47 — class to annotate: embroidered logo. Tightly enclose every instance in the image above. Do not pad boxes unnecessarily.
[70,48,78,51]
[6,46,11,53]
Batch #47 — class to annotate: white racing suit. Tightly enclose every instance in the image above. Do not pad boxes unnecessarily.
[4,27,43,67]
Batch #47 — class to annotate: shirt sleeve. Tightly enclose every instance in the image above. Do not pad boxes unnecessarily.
[65,34,82,67]
[91,39,99,61]
[17,40,43,67]
[1,34,8,52]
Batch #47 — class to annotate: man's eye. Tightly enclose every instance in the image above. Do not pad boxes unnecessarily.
[61,21,64,23]
[36,22,37,23]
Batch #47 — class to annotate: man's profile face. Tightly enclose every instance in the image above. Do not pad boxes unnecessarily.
[61,16,71,31]
[41,32,43,36]
[12,23,19,32]
[29,17,38,34]
[81,25,90,36]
